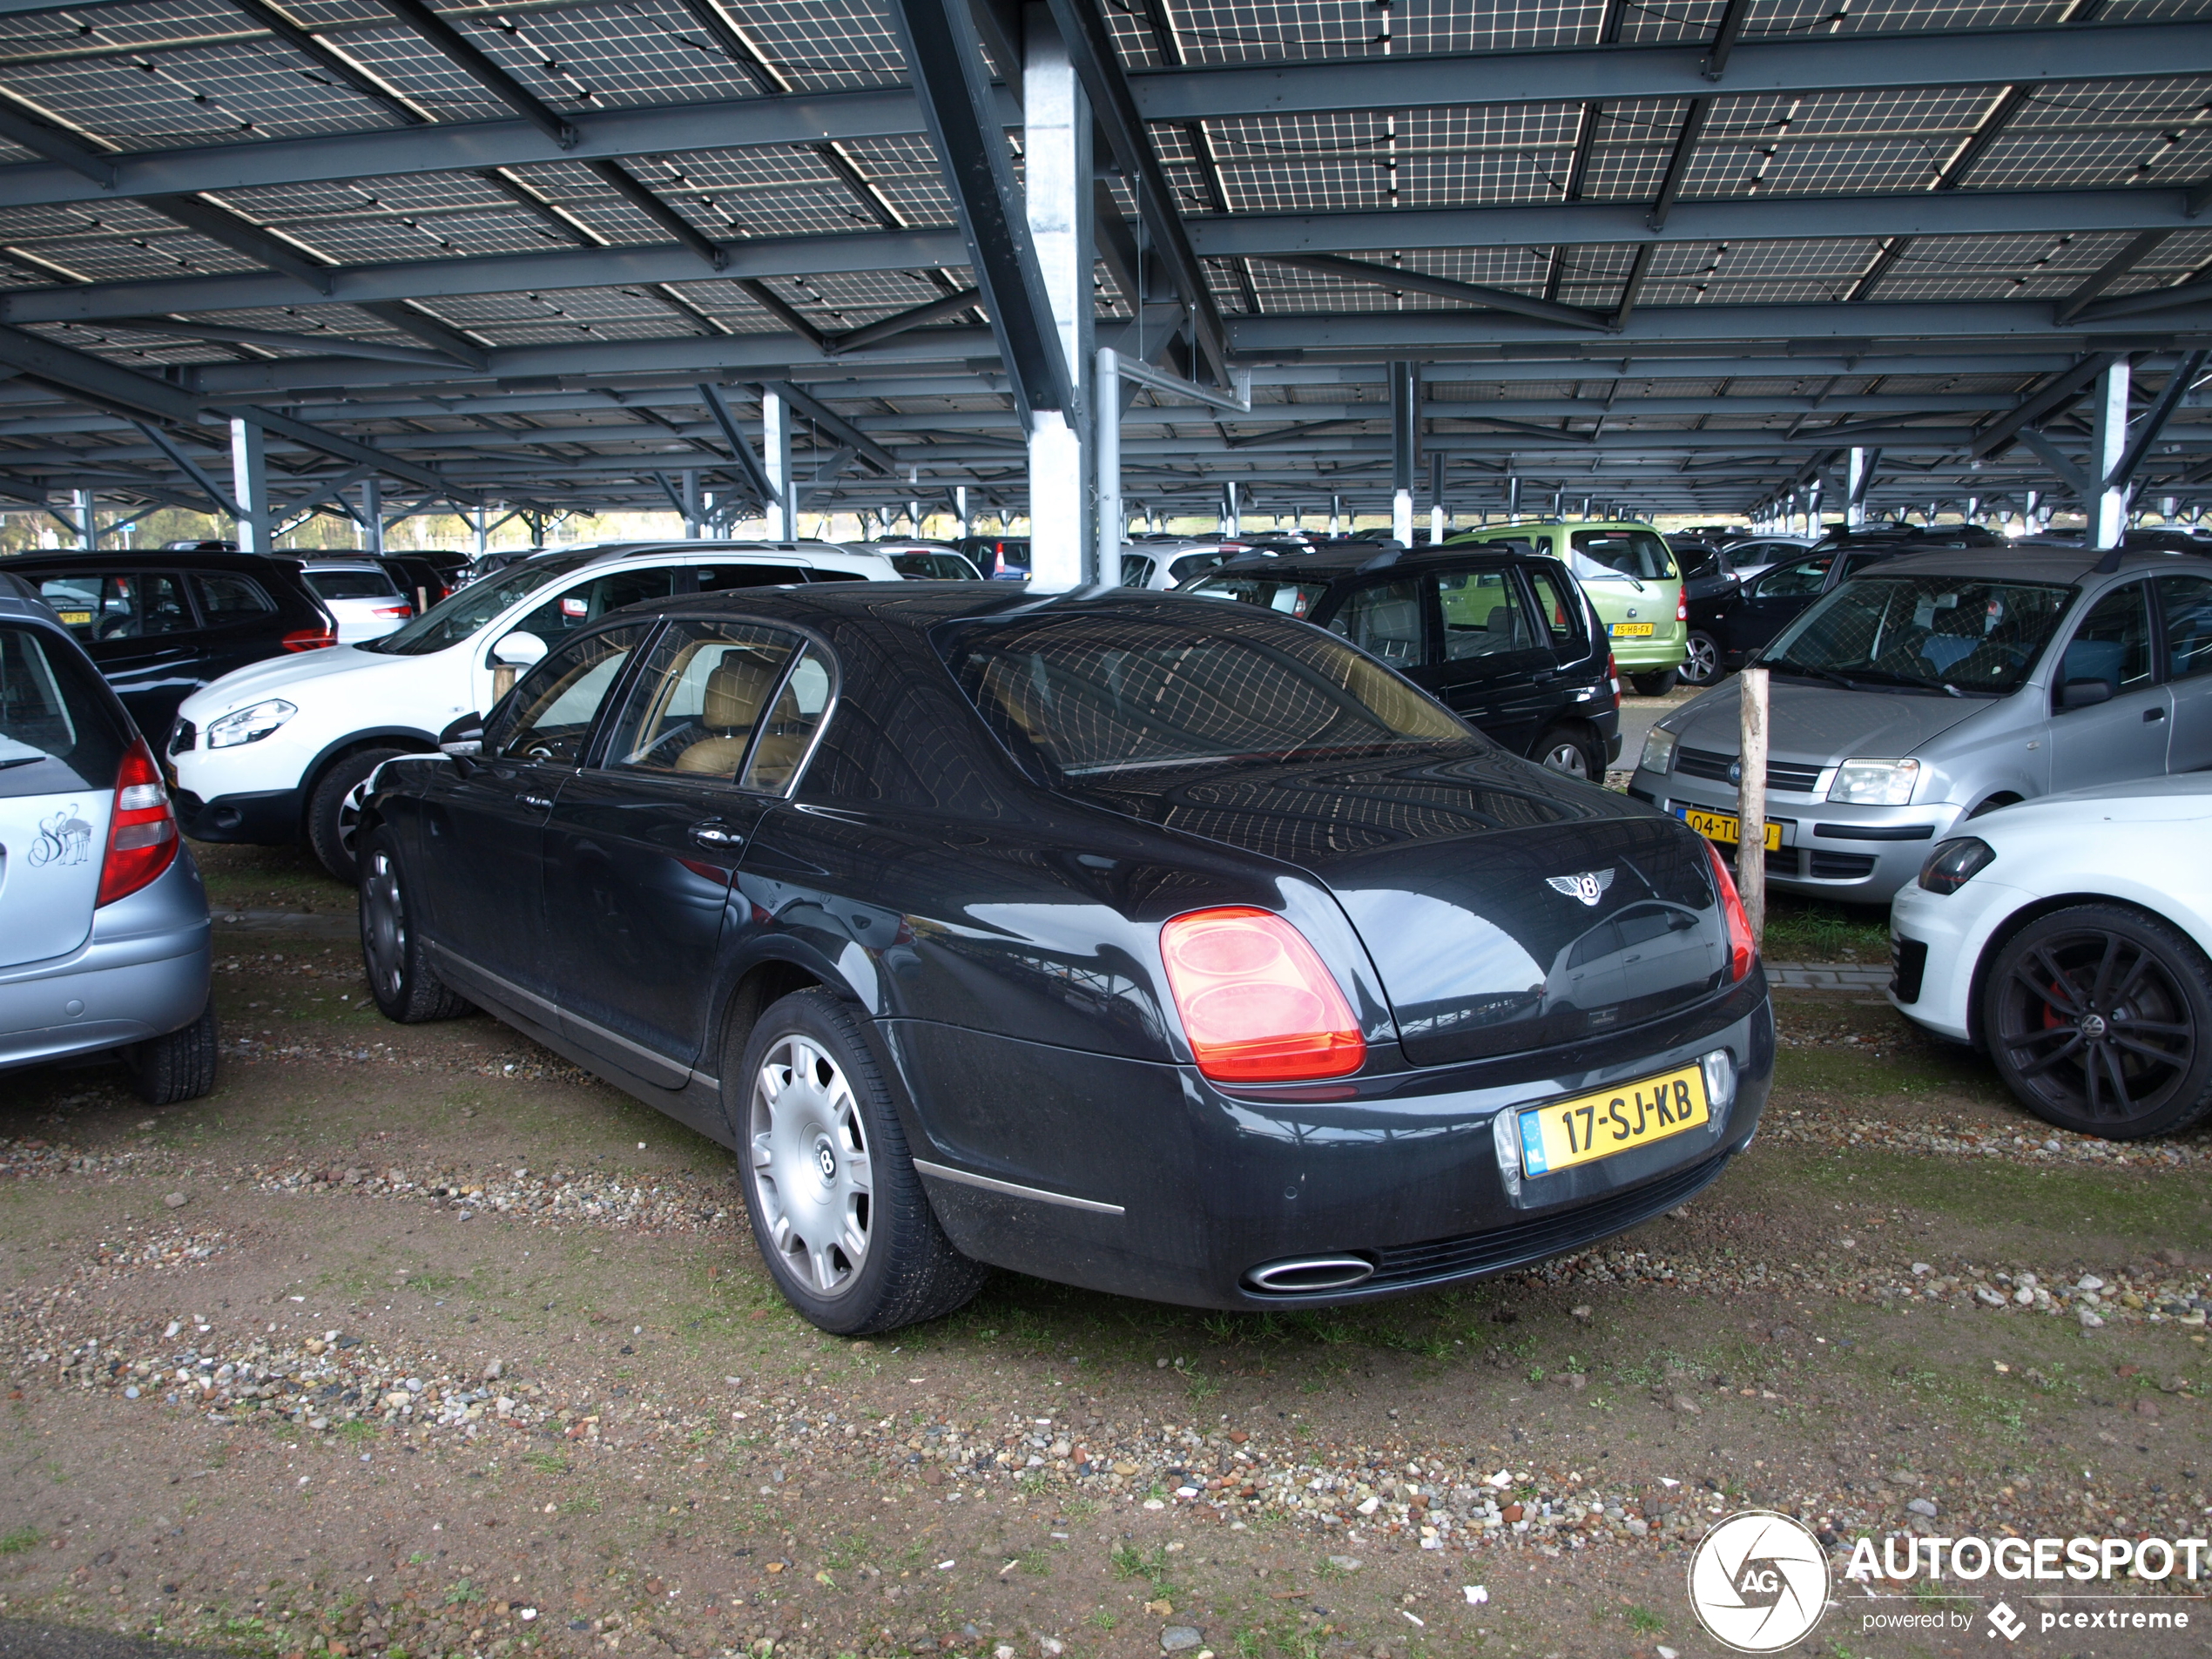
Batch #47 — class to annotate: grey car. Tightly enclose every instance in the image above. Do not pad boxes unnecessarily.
[0,574,217,1101]
[1628,544,2212,904]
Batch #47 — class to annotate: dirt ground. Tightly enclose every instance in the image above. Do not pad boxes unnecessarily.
[2,843,2209,1659]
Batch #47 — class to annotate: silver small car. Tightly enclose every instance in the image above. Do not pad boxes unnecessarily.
[1629,544,2212,904]
[0,575,216,1101]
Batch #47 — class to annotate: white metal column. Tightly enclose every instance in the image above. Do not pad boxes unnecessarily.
[1428,451,1445,543]
[2090,358,2131,550]
[1094,347,1121,572]
[1846,448,1869,529]
[228,417,271,553]
[954,485,969,536]
[72,487,95,550]
[762,388,792,538]
[1389,361,1416,545]
[683,469,701,539]
[1221,481,1238,538]
[1024,3,1091,590]
[361,478,384,555]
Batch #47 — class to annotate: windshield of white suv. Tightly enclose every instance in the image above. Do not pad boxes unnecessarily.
[359,553,594,656]
[1761,575,2075,696]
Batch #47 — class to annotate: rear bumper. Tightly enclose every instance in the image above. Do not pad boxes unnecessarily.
[173,786,301,846]
[0,852,212,1070]
[884,980,1773,1310]
[1608,625,1688,670]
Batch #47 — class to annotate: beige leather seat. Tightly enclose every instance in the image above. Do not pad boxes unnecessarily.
[673,650,779,775]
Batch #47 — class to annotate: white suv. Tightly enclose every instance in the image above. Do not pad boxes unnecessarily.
[167,541,895,880]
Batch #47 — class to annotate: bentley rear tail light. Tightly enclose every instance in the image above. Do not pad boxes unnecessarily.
[98,738,179,907]
[1704,841,1756,982]
[280,624,337,651]
[1159,907,1365,1082]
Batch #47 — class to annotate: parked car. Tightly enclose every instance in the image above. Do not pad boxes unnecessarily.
[357,583,1770,1332]
[301,558,415,644]
[958,536,1030,581]
[1629,543,2212,904]
[168,541,898,883]
[1888,774,2212,1140]
[861,542,984,580]
[7,549,336,739]
[0,573,215,1103]
[1118,541,1262,590]
[1449,521,1687,694]
[375,551,470,610]
[1186,540,1622,778]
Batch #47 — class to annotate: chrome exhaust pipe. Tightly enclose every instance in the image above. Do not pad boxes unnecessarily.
[1243,1254,1377,1294]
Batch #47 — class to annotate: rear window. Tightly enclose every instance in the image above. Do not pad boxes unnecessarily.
[1185,573,1332,620]
[937,609,1467,779]
[305,569,402,601]
[1568,529,1676,583]
[892,552,980,580]
[0,624,125,797]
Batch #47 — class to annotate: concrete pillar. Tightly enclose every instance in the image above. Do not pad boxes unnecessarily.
[2090,357,2131,550]
[1023,3,1092,591]
[762,388,792,538]
[1389,361,1416,545]
[361,477,384,555]
[228,417,271,553]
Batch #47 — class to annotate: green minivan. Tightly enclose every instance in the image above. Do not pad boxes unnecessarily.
[1447,521,1688,694]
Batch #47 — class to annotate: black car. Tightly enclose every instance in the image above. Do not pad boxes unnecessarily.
[4,550,334,738]
[356,585,1772,1333]
[1186,542,1623,779]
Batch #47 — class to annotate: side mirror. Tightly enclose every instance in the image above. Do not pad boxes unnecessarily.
[438,712,485,757]
[491,631,548,668]
[2060,677,2113,710]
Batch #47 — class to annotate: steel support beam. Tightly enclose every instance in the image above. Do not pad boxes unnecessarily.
[229,416,271,553]
[1263,253,1612,331]
[761,380,900,475]
[362,476,384,556]
[2090,357,2131,548]
[133,419,240,518]
[1390,360,1417,545]
[1022,3,1090,590]
[698,382,777,509]
[762,387,791,537]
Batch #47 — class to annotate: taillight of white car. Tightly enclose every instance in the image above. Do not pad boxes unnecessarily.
[98,738,179,906]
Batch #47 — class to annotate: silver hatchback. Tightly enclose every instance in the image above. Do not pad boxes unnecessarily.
[1629,544,2212,903]
[0,576,215,1101]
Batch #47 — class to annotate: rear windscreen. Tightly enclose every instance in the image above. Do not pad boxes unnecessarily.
[306,570,401,600]
[0,624,125,797]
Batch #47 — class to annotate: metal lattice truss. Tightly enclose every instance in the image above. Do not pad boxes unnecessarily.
[0,0,2206,523]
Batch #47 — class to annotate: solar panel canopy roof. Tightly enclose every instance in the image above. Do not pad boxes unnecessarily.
[0,0,2206,536]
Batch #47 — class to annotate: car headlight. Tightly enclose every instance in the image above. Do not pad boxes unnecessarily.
[1918,837,1995,895]
[206,698,297,749]
[1826,757,1920,806]
[1638,727,1678,776]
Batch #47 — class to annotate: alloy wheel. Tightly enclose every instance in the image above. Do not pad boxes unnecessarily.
[1991,926,2195,1128]
[1683,634,1719,685]
[1541,741,1592,779]
[361,848,407,1003]
[338,780,369,860]
[749,1035,873,1297]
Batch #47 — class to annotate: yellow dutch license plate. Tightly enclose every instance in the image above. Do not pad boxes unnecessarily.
[1517,1064,1710,1177]
[1676,806,1782,851]
[56,610,91,626]
[1609,622,1656,637]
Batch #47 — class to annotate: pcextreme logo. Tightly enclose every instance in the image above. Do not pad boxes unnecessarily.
[1688,1510,1831,1652]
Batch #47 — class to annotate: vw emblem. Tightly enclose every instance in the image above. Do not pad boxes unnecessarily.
[1546,868,1615,907]
[815,1142,839,1182]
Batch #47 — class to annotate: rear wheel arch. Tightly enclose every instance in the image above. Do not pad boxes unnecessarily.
[1965,791,2026,820]
[714,957,829,1078]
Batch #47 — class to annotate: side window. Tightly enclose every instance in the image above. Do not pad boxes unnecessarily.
[1751,556,1834,600]
[744,652,833,792]
[39,573,191,640]
[1325,578,1424,664]
[694,564,810,593]
[600,621,801,780]
[1119,555,1157,588]
[2059,583,2152,698]
[2157,575,2212,681]
[1435,568,1534,659]
[191,572,277,624]
[1523,566,1584,648]
[504,568,679,653]
[488,624,649,768]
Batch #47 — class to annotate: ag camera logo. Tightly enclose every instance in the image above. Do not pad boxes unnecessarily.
[1689,1510,1831,1652]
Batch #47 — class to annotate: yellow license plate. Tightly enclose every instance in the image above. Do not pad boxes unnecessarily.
[56,610,91,626]
[1609,622,1656,637]
[1676,806,1782,850]
[1517,1063,1710,1177]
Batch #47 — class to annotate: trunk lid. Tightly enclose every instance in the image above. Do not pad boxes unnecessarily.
[0,758,111,968]
[1074,748,1735,1065]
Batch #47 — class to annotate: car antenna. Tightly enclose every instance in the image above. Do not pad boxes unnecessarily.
[2093,544,2126,575]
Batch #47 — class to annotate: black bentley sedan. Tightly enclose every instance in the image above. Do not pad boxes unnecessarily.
[358,585,1772,1333]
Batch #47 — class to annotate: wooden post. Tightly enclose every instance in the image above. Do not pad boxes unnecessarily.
[1737,664,1769,947]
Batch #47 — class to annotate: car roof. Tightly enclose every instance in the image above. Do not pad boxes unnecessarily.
[1850,541,2183,582]
[1204,540,1545,580]
[2,548,307,572]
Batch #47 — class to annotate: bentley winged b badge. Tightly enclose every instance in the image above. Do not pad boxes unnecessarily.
[1546,868,1615,907]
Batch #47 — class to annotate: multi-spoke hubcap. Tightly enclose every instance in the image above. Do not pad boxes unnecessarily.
[1685,638,1717,682]
[339,780,369,857]
[749,1036,873,1297]
[1994,928,2195,1123]
[1543,742,1589,777]
[361,850,407,1002]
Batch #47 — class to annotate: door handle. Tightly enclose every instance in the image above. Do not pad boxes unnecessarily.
[2145,707,2168,723]
[519,794,555,810]
[691,820,745,848]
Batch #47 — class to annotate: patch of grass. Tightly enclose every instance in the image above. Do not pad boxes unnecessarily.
[1110,1542,1175,1598]
[523,1452,569,1474]
[0,1527,39,1554]
[1626,1607,1665,1634]
[443,1579,482,1607]
[335,1420,374,1446]
[1763,896,1889,962]
[1088,1608,1116,1632]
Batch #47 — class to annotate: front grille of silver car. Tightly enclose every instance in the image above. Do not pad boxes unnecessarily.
[1675,746,1823,794]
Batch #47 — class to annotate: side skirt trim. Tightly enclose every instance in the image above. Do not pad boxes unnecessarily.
[911,1158,1125,1217]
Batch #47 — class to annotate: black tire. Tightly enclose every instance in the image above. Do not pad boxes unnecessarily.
[1981,903,2212,1141]
[1531,723,1601,781]
[308,745,408,884]
[732,988,986,1335]
[1629,668,1679,697]
[1680,631,1723,687]
[126,998,218,1104]
[360,832,473,1023]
